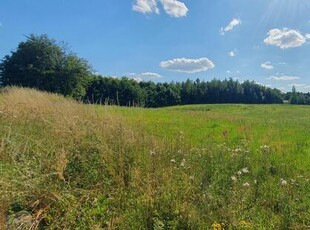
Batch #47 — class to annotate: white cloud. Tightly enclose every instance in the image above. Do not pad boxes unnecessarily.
[288,83,310,91]
[267,75,300,81]
[133,76,143,83]
[160,57,215,73]
[264,28,307,49]
[160,0,188,17]
[228,51,236,57]
[261,61,274,70]
[140,72,163,78]
[220,18,241,35]
[132,0,188,17]
[288,83,306,87]
[128,72,163,81]
[132,0,159,14]
[306,34,310,39]
[226,70,231,74]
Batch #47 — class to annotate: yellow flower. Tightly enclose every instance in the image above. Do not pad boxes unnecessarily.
[211,222,222,230]
[239,220,251,228]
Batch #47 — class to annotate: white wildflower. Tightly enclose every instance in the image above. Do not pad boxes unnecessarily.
[280,179,288,186]
[260,145,270,152]
[231,176,237,182]
[170,159,176,163]
[180,158,186,167]
[150,150,156,156]
[234,148,242,153]
[237,171,242,176]
[241,167,249,173]
[243,182,250,187]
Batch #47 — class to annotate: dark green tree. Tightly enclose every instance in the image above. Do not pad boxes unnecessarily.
[0,34,92,99]
[289,86,299,104]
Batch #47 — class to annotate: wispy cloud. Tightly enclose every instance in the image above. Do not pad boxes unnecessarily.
[128,72,163,82]
[132,0,159,14]
[264,28,307,49]
[288,83,306,87]
[133,0,188,18]
[160,0,188,18]
[228,51,236,57]
[261,61,274,70]
[288,83,310,91]
[220,18,241,35]
[160,57,215,73]
[267,75,300,81]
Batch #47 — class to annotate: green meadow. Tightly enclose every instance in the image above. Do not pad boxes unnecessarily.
[1,88,310,229]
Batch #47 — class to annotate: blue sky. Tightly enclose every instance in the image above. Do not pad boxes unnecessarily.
[1,0,310,92]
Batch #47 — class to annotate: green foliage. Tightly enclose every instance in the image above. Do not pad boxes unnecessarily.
[2,88,310,229]
[86,77,284,107]
[286,86,310,105]
[0,34,92,99]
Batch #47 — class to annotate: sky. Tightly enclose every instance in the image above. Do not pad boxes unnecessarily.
[1,0,310,92]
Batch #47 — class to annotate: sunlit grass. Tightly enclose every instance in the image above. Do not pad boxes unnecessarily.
[1,87,310,229]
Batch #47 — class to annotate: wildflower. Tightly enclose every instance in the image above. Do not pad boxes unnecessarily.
[234,148,242,153]
[260,145,270,153]
[231,176,237,182]
[239,220,250,227]
[243,182,250,187]
[170,159,176,163]
[237,171,242,176]
[180,158,186,167]
[280,179,288,186]
[254,180,257,184]
[150,150,156,156]
[211,222,221,230]
[241,167,249,173]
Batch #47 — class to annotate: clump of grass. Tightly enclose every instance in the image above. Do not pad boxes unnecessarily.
[1,87,310,229]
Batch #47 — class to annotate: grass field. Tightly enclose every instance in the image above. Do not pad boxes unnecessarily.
[1,88,310,229]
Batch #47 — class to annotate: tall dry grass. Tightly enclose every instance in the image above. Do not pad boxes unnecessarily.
[0,87,144,228]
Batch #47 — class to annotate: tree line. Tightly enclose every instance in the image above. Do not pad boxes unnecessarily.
[86,76,283,107]
[0,34,308,107]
